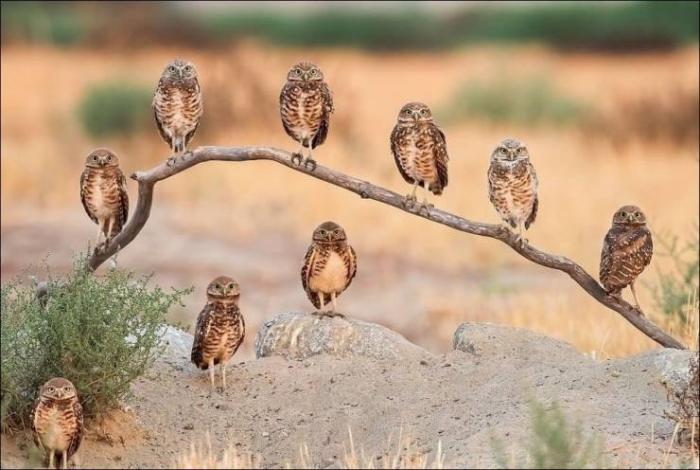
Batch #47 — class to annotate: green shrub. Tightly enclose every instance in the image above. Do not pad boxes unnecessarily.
[78,81,152,138]
[491,400,605,469]
[439,77,587,126]
[649,226,699,325]
[0,254,190,430]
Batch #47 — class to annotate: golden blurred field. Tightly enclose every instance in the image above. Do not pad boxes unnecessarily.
[1,43,698,358]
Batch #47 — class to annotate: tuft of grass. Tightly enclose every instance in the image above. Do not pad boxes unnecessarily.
[491,400,605,469]
[77,81,152,138]
[439,77,587,126]
[0,254,190,431]
[649,226,699,326]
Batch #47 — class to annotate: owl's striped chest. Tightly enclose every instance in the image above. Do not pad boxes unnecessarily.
[281,83,324,140]
[489,162,536,204]
[155,85,201,133]
[202,304,244,360]
[34,401,76,451]
[83,170,118,218]
[309,247,349,293]
[396,125,436,182]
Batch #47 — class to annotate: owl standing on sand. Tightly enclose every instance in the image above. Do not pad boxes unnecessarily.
[153,58,203,165]
[280,61,334,170]
[599,205,653,311]
[487,138,539,245]
[80,148,129,248]
[301,221,357,317]
[191,276,245,392]
[32,378,83,469]
[390,102,449,213]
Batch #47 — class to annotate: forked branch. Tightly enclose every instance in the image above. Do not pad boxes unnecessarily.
[89,146,687,350]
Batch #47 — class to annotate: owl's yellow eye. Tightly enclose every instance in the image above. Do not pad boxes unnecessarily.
[168,65,176,73]
[294,69,302,75]
[184,65,192,72]
[92,155,98,161]
[214,283,221,289]
[106,155,112,161]
[635,212,641,217]
[64,387,71,392]
[48,387,55,393]
[228,283,234,289]
[310,69,317,75]
[420,109,428,115]
[619,211,627,218]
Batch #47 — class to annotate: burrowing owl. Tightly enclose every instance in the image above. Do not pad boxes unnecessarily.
[80,148,129,248]
[153,58,203,165]
[487,138,539,245]
[280,61,334,170]
[301,221,357,317]
[191,276,245,392]
[32,378,83,469]
[390,102,449,213]
[600,205,653,310]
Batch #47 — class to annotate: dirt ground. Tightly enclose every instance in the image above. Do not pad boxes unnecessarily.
[1,322,696,469]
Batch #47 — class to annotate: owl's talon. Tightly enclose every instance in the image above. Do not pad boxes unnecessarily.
[418,204,431,216]
[182,150,194,161]
[167,156,178,167]
[303,158,317,171]
[291,153,304,166]
[402,195,417,209]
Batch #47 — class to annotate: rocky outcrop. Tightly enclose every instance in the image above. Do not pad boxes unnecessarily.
[254,311,432,360]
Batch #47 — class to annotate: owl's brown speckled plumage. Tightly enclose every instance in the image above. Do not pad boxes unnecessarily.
[191,276,245,392]
[153,58,203,164]
[600,205,653,310]
[390,102,448,212]
[32,378,83,469]
[301,221,357,316]
[280,62,334,170]
[487,138,539,245]
[80,148,129,248]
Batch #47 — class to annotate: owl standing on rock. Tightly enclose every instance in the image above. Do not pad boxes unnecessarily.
[153,58,203,166]
[599,205,653,311]
[191,276,245,392]
[32,378,83,469]
[80,148,129,249]
[301,221,357,317]
[390,102,449,214]
[280,61,334,170]
[487,138,539,246]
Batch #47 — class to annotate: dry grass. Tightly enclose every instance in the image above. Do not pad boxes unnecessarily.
[1,43,698,359]
[175,428,444,469]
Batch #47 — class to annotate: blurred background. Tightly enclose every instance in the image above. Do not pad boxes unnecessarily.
[1,1,698,359]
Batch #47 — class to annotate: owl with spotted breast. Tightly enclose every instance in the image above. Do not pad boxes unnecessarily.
[390,102,449,213]
[191,276,245,392]
[280,61,334,170]
[487,138,539,245]
[32,378,83,469]
[153,58,203,165]
[301,221,357,317]
[599,205,653,311]
[80,148,129,248]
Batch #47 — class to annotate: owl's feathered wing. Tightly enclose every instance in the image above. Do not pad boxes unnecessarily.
[300,244,320,308]
[524,161,539,229]
[191,302,215,368]
[600,226,653,292]
[390,125,415,185]
[312,82,334,149]
[429,124,449,194]
[67,400,83,458]
[79,169,97,224]
[112,169,130,237]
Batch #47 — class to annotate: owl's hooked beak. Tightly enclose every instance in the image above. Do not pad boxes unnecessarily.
[327,233,333,242]
[55,389,65,399]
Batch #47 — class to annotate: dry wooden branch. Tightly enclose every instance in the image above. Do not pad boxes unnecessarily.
[89,145,687,350]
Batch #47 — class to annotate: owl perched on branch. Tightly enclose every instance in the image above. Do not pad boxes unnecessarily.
[32,378,83,469]
[191,276,245,392]
[280,61,334,171]
[153,58,203,166]
[599,205,653,311]
[80,148,129,249]
[487,138,539,246]
[301,221,357,317]
[390,102,449,213]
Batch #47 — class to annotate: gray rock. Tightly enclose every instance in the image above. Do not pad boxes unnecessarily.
[615,348,699,393]
[255,312,432,360]
[452,322,585,363]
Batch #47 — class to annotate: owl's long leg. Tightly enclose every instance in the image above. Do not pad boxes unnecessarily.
[208,359,215,392]
[304,140,317,171]
[106,217,115,242]
[418,183,433,216]
[48,450,54,469]
[402,182,419,209]
[62,450,68,469]
[95,220,104,248]
[291,144,305,166]
[516,222,528,248]
[221,361,227,391]
[629,282,643,313]
[317,292,325,312]
[328,292,345,318]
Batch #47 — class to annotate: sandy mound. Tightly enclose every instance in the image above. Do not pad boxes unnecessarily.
[2,316,696,469]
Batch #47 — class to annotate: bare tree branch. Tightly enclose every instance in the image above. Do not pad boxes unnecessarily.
[88,145,687,350]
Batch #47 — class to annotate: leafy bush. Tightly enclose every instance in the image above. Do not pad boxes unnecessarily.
[78,81,152,138]
[0,2,85,46]
[665,354,700,456]
[0,255,190,430]
[439,77,587,126]
[649,226,699,325]
[491,400,605,469]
